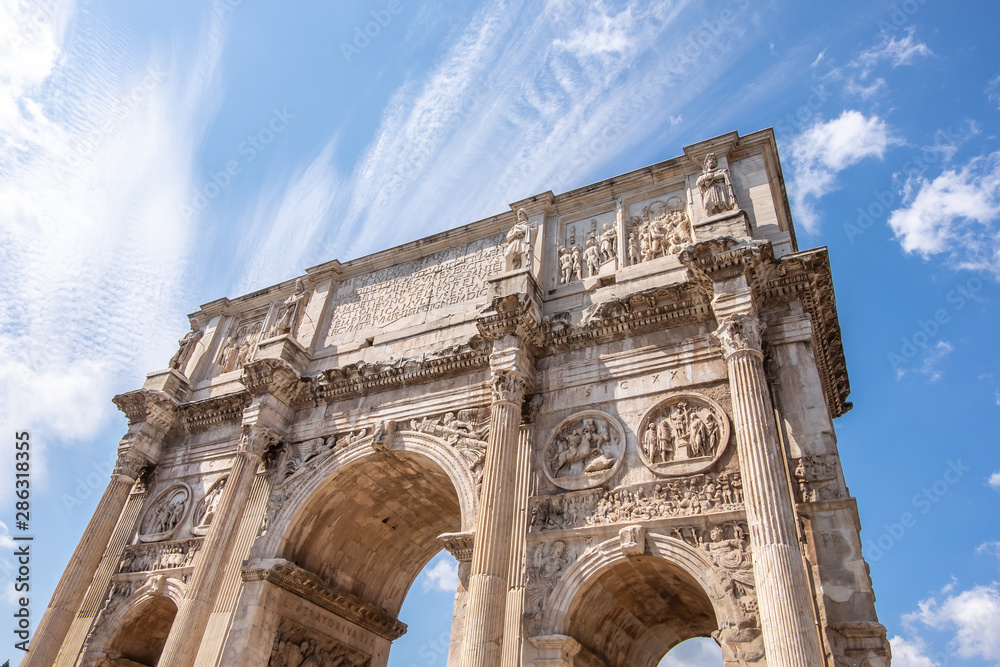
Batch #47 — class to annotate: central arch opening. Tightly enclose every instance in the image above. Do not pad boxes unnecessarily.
[565,556,719,667]
[281,448,464,636]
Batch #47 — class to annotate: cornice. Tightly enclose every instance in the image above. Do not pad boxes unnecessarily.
[759,248,851,418]
[243,560,407,641]
[297,337,491,408]
[541,282,713,354]
[112,389,180,431]
[240,357,302,403]
[178,392,250,433]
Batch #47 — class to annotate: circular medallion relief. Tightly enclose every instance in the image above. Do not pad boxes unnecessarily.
[138,483,192,543]
[637,393,730,476]
[542,411,626,490]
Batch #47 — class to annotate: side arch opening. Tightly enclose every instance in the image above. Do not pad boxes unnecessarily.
[101,595,177,666]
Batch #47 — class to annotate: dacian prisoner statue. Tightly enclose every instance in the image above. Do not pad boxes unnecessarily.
[29,129,891,667]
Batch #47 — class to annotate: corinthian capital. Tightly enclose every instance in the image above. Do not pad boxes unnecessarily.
[239,424,283,459]
[113,450,150,482]
[714,314,765,359]
[491,370,527,405]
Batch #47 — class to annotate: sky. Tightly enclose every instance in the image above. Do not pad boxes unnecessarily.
[1,0,999,665]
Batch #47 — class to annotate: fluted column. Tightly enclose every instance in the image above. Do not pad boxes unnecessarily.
[24,450,149,667]
[157,425,279,666]
[500,421,535,667]
[460,341,531,667]
[715,313,824,666]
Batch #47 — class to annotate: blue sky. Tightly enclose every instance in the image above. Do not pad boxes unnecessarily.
[1,0,999,665]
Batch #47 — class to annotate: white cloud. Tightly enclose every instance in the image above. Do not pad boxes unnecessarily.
[905,583,1000,663]
[788,110,899,231]
[0,520,14,551]
[422,556,458,593]
[889,634,939,667]
[825,28,930,100]
[979,542,1000,567]
[659,637,722,666]
[856,28,932,72]
[553,2,636,59]
[0,520,15,605]
[0,5,227,491]
[887,152,1000,267]
[990,471,1000,489]
[988,74,1000,110]
[231,0,773,288]
[915,341,953,382]
[231,139,342,295]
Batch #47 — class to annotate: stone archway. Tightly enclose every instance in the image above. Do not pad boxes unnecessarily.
[531,532,762,667]
[81,577,186,667]
[232,430,480,666]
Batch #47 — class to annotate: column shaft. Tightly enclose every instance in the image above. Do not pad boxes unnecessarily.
[726,350,823,665]
[23,455,145,667]
[500,424,533,667]
[460,375,525,667]
[157,447,262,666]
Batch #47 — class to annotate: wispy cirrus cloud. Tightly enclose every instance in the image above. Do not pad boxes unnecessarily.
[230,0,774,288]
[0,5,228,484]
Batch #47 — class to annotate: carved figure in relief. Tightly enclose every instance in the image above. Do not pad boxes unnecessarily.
[193,478,226,531]
[169,328,203,372]
[599,223,617,262]
[558,246,574,284]
[627,229,640,265]
[696,152,737,216]
[139,485,189,540]
[219,335,237,372]
[504,209,535,272]
[529,472,745,531]
[630,197,692,264]
[583,237,601,277]
[545,415,622,486]
[641,396,726,470]
[268,278,308,338]
[524,541,570,631]
[571,245,582,281]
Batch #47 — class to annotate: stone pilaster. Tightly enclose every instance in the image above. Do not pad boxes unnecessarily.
[715,315,824,667]
[25,389,176,667]
[158,358,296,667]
[500,419,536,667]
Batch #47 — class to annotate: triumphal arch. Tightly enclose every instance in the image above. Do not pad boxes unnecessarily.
[28,129,891,667]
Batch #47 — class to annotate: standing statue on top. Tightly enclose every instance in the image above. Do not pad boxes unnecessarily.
[696,153,737,216]
[505,208,535,272]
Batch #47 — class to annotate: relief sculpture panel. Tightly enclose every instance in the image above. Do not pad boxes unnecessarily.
[542,411,625,490]
[529,472,744,532]
[138,484,191,543]
[637,393,730,476]
[326,233,504,339]
[268,618,370,667]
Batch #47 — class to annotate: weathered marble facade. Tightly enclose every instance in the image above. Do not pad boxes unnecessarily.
[28,130,890,667]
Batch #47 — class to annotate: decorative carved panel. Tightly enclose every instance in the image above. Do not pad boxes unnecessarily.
[637,393,730,476]
[138,484,192,543]
[528,472,743,532]
[542,411,626,490]
[268,618,370,667]
[326,233,504,339]
[191,477,227,536]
